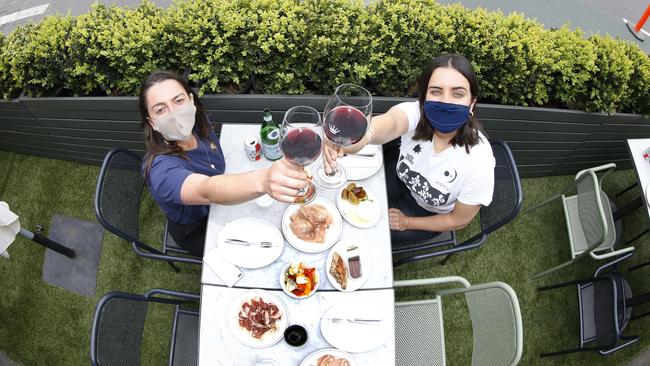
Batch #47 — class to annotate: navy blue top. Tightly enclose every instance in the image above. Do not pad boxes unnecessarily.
[146,128,226,224]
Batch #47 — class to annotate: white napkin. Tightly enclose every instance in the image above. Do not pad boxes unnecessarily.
[203,248,243,287]
[339,144,380,169]
[0,201,20,259]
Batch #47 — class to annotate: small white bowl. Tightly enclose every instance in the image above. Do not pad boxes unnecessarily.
[280,262,320,299]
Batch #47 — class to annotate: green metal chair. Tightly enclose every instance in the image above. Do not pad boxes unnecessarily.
[522,163,634,279]
[394,276,523,366]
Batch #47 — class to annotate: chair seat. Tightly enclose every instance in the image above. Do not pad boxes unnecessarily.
[395,299,445,366]
[171,309,199,366]
[563,191,616,257]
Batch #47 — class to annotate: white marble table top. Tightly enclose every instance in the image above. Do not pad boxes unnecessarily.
[198,285,395,366]
[201,124,394,290]
[626,138,650,224]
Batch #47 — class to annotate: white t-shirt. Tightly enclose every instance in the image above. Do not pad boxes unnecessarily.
[394,101,495,214]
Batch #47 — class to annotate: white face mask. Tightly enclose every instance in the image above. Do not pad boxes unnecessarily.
[151,97,197,141]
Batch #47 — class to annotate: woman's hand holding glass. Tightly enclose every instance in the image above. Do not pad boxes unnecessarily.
[263,158,309,203]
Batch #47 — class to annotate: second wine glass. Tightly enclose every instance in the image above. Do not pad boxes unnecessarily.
[280,106,323,204]
[315,83,372,189]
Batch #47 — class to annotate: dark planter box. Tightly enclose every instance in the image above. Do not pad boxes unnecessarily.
[1,95,648,177]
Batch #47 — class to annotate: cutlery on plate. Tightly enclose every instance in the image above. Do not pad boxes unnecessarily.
[326,317,384,324]
[344,152,376,158]
[224,238,275,248]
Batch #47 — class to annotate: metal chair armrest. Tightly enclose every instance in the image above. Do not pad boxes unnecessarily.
[589,246,635,261]
[394,276,470,289]
[146,288,200,301]
[393,233,486,267]
[132,243,202,265]
[594,250,635,276]
[575,163,616,180]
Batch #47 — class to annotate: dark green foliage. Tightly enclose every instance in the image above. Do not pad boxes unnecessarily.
[0,0,649,114]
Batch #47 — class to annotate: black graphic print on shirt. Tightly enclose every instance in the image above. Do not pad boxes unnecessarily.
[396,153,451,207]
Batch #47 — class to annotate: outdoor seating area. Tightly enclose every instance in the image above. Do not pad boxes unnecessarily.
[1,1,650,365]
[1,132,650,365]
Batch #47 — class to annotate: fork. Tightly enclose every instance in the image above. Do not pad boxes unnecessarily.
[224,238,276,248]
[327,317,384,325]
[343,152,376,159]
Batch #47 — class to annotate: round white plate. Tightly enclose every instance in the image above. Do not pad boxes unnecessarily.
[216,218,284,269]
[281,198,342,253]
[338,144,383,181]
[299,348,358,366]
[325,241,371,292]
[227,289,289,348]
[336,183,381,228]
[320,301,392,353]
[279,262,320,299]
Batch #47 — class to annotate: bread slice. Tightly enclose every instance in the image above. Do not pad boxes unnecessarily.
[329,252,348,290]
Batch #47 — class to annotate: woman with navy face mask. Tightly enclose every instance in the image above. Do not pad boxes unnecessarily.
[323,54,495,244]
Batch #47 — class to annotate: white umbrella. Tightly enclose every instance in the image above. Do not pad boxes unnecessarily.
[0,201,75,259]
[0,201,20,258]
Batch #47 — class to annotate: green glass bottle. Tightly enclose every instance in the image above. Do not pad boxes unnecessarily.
[260,108,282,160]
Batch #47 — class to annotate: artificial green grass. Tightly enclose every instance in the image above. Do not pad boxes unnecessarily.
[1,149,649,365]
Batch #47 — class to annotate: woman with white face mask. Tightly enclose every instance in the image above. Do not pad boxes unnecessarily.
[140,71,308,256]
[323,54,495,245]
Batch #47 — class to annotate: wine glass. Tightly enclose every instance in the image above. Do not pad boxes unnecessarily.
[314,83,372,189]
[280,105,323,204]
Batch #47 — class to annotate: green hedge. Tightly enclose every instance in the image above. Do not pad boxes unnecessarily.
[0,0,649,115]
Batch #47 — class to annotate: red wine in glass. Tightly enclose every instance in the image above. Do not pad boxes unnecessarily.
[281,128,322,167]
[324,106,368,147]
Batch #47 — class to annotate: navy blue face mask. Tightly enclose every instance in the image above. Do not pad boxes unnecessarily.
[423,101,471,133]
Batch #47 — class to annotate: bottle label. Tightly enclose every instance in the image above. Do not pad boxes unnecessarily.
[262,128,282,160]
[262,142,282,160]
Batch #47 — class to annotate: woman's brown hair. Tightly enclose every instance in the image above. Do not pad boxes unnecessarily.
[412,54,485,153]
[139,71,211,181]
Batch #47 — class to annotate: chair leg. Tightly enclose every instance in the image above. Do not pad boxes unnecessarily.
[632,310,650,321]
[625,229,649,246]
[540,347,589,357]
[168,261,181,273]
[629,260,650,272]
[537,277,591,292]
[440,253,453,265]
[616,182,638,197]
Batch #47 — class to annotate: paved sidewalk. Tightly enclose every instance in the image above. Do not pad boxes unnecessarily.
[0,0,172,35]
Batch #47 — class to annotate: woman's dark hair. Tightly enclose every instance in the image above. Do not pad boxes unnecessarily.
[139,70,211,180]
[412,54,485,153]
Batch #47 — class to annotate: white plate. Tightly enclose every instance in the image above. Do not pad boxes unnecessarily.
[279,262,320,299]
[299,348,358,366]
[325,241,371,292]
[216,218,284,269]
[320,301,392,353]
[338,144,383,181]
[227,290,289,348]
[336,183,381,228]
[282,198,342,253]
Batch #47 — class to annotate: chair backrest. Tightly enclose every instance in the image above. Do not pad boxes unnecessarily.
[590,276,620,350]
[479,139,523,234]
[575,170,607,251]
[91,292,148,366]
[94,148,145,243]
[462,282,523,366]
